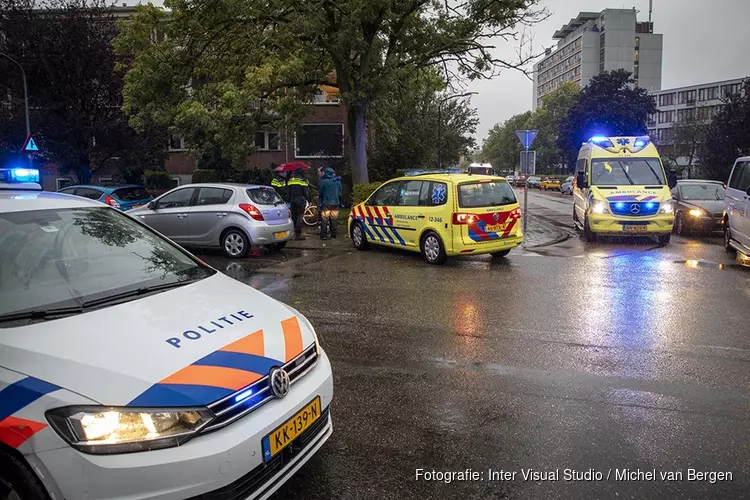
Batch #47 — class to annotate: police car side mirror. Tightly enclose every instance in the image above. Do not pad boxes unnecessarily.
[147,200,156,210]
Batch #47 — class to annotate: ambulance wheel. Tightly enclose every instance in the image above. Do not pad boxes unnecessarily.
[491,249,511,258]
[221,228,250,259]
[583,216,597,242]
[421,232,447,265]
[351,222,368,250]
[0,451,50,500]
[658,234,671,246]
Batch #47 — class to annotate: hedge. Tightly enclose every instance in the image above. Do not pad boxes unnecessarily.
[191,169,219,183]
[144,170,173,190]
[352,183,381,205]
[231,167,273,186]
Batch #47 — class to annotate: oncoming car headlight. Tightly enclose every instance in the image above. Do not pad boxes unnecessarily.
[590,200,609,214]
[660,201,675,214]
[688,208,706,217]
[46,406,214,454]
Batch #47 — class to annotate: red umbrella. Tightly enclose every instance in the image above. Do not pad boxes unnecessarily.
[275,161,311,173]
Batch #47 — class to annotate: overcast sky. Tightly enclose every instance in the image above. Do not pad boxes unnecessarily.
[467,0,750,142]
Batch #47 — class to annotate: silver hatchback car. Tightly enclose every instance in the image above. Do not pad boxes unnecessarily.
[129,183,293,258]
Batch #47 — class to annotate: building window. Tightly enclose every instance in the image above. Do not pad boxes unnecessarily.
[56,178,73,190]
[98,176,115,187]
[254,131,281,151]
[170,177,180,188]
[658,110,674,124]
[658,93,675,106]
[678,90,696,104]
[698,86,719,101]
[722,83,742,98]
[295,124,344,158]
[169,136,186,151]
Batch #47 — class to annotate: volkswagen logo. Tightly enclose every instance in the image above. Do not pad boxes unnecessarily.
[630,203,641,214]
[493,212,500,221]
[269,367,290,398]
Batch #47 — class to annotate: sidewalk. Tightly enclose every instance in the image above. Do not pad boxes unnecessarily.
[285,214,568,251]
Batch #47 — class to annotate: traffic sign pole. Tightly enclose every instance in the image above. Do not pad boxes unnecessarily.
[515,130,538,245]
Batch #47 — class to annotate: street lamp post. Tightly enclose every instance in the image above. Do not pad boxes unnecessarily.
[0,53,31,138]
[437,92,477,170]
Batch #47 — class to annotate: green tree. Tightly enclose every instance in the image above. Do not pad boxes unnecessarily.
[557,70,657,169]
[0,0,165,182]
[657,108,709,176]
[481,111,532,173]
[697,79,750,181]
[115,0,546,184]
[523,81,579,173]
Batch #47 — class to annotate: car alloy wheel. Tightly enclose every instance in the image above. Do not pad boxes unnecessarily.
[222,230,249,258]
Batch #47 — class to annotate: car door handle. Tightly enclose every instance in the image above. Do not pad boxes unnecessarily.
[417,215,425,219]
[216,213,228,217]
[177,214,188,219]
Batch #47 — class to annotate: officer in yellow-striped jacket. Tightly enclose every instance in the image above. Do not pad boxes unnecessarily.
[286,167,310,239]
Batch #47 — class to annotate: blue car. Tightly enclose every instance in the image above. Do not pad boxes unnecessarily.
[57,184,153,211]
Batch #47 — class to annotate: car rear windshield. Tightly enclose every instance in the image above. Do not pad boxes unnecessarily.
[0,207,211,322]
[457,181,517,208]
[247,187,284,205]
[591,158,666,185]
[112,186,151,201]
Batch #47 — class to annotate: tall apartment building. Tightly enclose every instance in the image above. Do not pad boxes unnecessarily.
[532,8,663,110]
[648,77,747,166]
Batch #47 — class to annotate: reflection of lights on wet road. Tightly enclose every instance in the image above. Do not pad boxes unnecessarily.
[455,302,479,338]
[685,260,699,269]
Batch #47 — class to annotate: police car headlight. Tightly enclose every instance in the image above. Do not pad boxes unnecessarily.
[590,200,609,214]
[660,201,675,214]
[46,406,214,454]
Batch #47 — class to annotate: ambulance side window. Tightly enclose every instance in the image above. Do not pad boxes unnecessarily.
[418,182,432,206]
[369,182,400,206]
[398,180,423,206]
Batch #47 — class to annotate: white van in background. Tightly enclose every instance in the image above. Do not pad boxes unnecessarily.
[724,156,750,255]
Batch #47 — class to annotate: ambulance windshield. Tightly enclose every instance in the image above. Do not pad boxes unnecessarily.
[591,158,666,186]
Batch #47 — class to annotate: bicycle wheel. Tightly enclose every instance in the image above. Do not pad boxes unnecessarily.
[303,207,318,226]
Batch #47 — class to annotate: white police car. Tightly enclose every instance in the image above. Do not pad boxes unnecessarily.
[0,168,333,500]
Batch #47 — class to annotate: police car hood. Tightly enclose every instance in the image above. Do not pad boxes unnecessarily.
[0,273,316,406]
[590,185,671,202]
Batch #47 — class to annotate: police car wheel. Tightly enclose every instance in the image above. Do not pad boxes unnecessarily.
[0,452,49,500]
[421,232,446,265]
[222,229,250,258]
[351,222,368,250]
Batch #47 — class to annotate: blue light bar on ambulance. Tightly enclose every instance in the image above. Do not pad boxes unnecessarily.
[633,136,651,148]
[405,168,460,176]
[9,168,40,183]
[589,136,614,148]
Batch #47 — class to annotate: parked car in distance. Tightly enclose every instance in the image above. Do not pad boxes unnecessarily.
[561,176,574,195]
[506,175,515,184]
[514,174,528,187]
[724,156,750,255]
[527,176,542,189]
[671,180,726,236]
[540,177,561,191]
[57,184,152,211]
[129,183,293,258]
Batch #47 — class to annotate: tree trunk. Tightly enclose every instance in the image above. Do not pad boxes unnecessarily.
[348,102,369,184]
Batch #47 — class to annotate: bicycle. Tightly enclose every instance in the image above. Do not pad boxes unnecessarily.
[303,200,319,226]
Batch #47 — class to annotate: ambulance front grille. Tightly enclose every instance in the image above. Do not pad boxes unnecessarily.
[203,344,319,432]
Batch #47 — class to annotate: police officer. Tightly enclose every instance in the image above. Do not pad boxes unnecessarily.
[271,171,288,202]
[287,167,310,240]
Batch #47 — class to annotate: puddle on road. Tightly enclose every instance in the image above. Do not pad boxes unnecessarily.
[673,259,750,271]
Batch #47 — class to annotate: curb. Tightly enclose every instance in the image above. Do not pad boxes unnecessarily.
[524,216,572,249]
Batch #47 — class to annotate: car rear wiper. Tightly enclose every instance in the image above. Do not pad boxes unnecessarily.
[0,279,202,324]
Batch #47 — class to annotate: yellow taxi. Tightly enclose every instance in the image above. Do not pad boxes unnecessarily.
[573,135,676,245]
[348,171,523,264]
[540,178,561,191]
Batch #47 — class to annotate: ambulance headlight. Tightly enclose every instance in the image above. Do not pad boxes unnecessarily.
[590,200,609,214]
[46,406,214,454]
[660,201,675,214]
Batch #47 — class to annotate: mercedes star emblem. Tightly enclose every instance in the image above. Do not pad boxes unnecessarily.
[269,367,290,398]
[493,212,500,221]
[630,203,641,214]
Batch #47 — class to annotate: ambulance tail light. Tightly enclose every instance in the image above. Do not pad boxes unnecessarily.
[103,195,121,209]
[453,213,479,224]
[508,208,522,220]
[239,203,264,221]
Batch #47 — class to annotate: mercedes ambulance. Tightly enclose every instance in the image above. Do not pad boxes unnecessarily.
[572,135,676,245]
[348,171,523,264]
[0,167,333,500]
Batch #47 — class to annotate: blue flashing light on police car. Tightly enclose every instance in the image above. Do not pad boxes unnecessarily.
[10,168,40,183]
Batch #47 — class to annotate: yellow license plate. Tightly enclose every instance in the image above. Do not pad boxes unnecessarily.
[273,231,288,239]
[262,397,321,461]
[485,223,508,233]
[623,225,648,232]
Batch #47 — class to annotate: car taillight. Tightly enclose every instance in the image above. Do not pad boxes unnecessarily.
[104,195,121,209]
[452,213,480,225]
[508,208,521,220]
[239,203,264,221]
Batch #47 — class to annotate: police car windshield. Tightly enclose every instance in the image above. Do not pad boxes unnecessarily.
[0,207,211,320]
[458,181,516,208]
[591,158,665,185]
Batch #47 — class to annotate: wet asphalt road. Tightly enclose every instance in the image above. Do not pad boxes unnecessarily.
[198,190,750,500]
